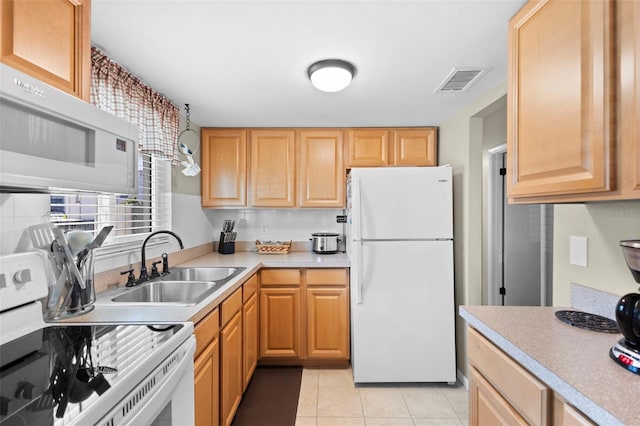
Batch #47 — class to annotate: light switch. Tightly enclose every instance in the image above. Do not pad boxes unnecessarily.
[569,236,588,267]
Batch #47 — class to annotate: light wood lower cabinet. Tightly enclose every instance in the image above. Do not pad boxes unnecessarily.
[468,326,595,426]
[259,286,302,358]
[242,275,259,391]
[259,268,350,364]
[194,337,220,426]
[194,268,348,425]
[470,366,527,425]
[194,308,220,426]
[306,269,349,359]
[220,309,243,426]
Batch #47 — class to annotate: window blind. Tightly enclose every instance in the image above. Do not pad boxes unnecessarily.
[50,153,171,248]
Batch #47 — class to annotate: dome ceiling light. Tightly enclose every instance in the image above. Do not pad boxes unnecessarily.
[307,59,356,92]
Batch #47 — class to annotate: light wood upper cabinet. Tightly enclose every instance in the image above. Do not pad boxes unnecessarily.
[346,129,390,167]
[250,130,296,207]
[298,130,345,208]
[507,0,639,203]
[619,0,640,192]
[1,0,91,100]
[507,0,613,199]
[391,128,438,166]
[346,128,438,168]
[201,129,247,207]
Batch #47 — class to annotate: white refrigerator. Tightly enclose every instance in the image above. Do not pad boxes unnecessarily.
[346,166,456,383]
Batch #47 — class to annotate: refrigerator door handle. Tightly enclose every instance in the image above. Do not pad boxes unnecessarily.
[354,177,363,241]
[356,240,363,304]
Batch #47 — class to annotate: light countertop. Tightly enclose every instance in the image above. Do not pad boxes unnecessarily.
[459,305,638,426]
[58,251,349,325]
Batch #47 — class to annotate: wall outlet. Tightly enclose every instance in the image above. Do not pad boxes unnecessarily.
[569,235,588,267]
[261,224,268,234]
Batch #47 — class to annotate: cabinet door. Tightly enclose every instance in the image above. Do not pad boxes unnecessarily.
[391,128,437,166]
[259,287,301,358]
[346,129,390,167]
[201,129,247,207]
[306,287,349,359]
[0,0,91,100]
[250,130,296,207]
[194,337,220,426]
[220,311,243,426]
[242,291,259,391]
[299,130,345,207]
[507,0,614,198]
[470,367,527,426]
[619,0,640,192]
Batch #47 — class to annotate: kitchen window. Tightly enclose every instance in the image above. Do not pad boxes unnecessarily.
[49,151,171,252]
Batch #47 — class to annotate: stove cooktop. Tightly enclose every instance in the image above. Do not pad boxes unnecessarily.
[554,310,620,333]
[0,322,185,425]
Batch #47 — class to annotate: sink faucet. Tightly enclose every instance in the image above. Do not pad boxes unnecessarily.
[137,230,184,284]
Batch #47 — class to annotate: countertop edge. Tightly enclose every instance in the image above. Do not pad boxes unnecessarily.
[63,252,350,325]
[459,306,624,426]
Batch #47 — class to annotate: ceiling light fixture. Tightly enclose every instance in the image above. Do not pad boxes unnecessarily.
[308,59,356,92]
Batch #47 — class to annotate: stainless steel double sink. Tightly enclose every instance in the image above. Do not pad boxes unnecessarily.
[110,267,246,306]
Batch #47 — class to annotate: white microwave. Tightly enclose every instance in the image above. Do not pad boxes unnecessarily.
[0,64,138,194]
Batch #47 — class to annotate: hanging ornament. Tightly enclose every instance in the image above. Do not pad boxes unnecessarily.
[177,103,200,176]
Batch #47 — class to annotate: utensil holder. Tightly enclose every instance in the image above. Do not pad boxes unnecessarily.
[45,250,96,320]
[218,232,235,255]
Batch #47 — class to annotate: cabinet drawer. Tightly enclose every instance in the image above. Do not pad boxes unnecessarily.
[260,269,301,285]
[468,327,550,426]
[243,274,258,302]
[306,269,348,286]
[221,287,243,326]
[194,308,219,359]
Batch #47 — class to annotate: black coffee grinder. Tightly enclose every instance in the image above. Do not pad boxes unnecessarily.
[610,240,640,374]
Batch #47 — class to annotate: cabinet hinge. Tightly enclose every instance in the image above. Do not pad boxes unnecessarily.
[499,168,506,176]
[499,287,506,296]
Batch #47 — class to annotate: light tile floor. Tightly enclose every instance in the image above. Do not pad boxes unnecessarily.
[296,368,469,426]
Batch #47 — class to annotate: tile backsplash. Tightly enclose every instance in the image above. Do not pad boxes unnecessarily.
[203,208,345,243]
[0,193,52,254]
[1,193,345,257]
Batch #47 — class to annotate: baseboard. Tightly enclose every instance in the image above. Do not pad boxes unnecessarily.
[457,369,469,389]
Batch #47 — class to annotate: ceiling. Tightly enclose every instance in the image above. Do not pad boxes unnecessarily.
[91,0,526,128]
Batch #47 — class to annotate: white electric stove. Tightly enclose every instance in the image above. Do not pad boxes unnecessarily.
[0,252,196,425]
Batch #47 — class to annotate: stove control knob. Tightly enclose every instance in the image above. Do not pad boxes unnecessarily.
[15,381,35,399]
[13,268,31,284]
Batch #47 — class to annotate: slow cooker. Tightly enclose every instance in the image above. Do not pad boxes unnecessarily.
[310,232,340,254]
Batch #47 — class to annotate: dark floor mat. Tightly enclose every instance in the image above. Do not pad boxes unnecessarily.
[231,366,303,426]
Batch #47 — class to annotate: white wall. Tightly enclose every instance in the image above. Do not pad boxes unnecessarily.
[439,81,508,379]
[552,202,640,305]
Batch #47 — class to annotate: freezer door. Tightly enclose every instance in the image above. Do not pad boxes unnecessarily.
[350,240,456,383]
[350,167,452,240]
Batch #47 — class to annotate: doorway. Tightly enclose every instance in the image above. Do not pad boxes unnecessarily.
[487,145,553,306]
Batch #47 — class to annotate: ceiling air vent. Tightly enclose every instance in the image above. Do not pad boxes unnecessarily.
[434,68,487,93]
